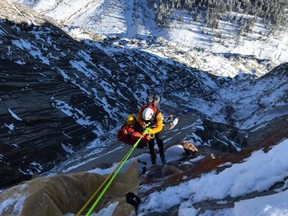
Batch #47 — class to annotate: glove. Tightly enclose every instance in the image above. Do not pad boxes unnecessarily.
[131,132,142,139]
[143,134,151,141]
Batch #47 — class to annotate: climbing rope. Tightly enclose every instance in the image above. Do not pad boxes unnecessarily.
[75,146,135,216]
[76,127,150,216]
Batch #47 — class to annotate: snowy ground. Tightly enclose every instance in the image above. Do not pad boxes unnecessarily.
[136,139,288,216]
[58,138,288,216]
[10,0,288,77]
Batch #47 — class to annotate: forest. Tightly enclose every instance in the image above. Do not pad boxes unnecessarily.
[151,0,288,35]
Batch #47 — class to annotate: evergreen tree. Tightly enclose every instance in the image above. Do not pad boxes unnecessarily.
[150,0,288,36]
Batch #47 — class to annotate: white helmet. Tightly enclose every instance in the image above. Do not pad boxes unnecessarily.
[142,107,155,121]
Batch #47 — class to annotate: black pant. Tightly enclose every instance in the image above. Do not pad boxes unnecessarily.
[148,130,164,157]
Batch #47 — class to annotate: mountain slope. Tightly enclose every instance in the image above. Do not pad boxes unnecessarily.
[0,0,287,215]
[0,0,218,187]
[12,0,288,77]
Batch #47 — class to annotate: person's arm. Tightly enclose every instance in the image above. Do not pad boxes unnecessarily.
[151,112,163,134]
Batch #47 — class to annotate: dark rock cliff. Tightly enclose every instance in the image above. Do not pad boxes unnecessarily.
[0,1,105,187]
[0,0,218,187]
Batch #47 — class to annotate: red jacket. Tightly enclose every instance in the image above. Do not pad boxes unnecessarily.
[117,121,150,146]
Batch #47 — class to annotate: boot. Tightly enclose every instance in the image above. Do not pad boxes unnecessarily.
[160,154,166,165]
[151,154,156,165]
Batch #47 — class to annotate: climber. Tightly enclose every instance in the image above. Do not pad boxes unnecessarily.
[146,94,178,131]
[117,114,150,148]
[137,94,171,165]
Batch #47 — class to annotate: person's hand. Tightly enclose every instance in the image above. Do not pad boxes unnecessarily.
[146,127,153,134]
[143,134,151,141]
[143,122,151,129]
[142,128,155,139]
[142,130,148,135]
[131,132,142,139]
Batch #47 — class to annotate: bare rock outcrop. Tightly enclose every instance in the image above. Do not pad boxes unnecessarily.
[0,161,139,216]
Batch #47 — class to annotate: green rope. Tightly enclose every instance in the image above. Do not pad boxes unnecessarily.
[144,123,155,139]
[76,144,136,216]
[85,130,147,216]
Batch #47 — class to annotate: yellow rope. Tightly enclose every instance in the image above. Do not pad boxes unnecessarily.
[76,146,136,216]
[76,128,149,215]
[85,135,144,215]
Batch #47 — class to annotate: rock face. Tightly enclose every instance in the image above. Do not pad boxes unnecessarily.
[0,0,218,187]
[0,1,101,187]
[194,118,248,152]
[0,161,139,216]
[0,62,97,187]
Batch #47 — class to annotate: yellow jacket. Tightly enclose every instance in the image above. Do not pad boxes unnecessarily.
[137,107,163,134]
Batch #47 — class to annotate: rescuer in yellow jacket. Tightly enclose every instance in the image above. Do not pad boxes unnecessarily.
[137,94,166,165]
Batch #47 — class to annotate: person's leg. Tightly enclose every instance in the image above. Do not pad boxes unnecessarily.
[148,139,156,165]
[155,132,164,155]
[137,141,145,149]
[155,131,166,165]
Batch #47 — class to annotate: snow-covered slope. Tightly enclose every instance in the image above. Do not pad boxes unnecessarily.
[10,0,288,77]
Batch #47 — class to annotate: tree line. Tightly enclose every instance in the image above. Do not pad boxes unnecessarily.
[151,0,288,35]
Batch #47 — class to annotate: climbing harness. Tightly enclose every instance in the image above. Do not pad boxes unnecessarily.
[76,126,151,216]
